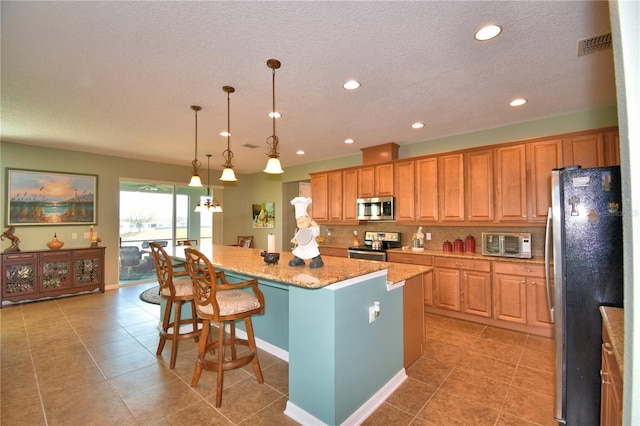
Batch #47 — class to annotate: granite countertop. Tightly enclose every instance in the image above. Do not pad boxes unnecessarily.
[600,306,625,375]
[173,245,430,289]
[387,247,545,264]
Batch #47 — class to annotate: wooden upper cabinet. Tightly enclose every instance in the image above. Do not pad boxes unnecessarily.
[604,130,621,166]
[310,173,329,222]
[438,154,464,222]
[358,163,394,197]
[328,171,343,221]
[465,148,494,222]
[527,139,562,223]
[342,169,359,222]
[495,144,527,222]
[395,160,415,222]
[415,157,439,221]
[563,133,604,168]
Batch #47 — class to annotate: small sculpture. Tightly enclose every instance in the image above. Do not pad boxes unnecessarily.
[289,197,324,268]
[1,225,21,253]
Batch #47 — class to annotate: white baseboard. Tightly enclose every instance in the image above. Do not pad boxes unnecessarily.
[227,325,289,362]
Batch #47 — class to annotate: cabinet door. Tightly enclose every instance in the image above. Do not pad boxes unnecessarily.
[328,171,343,221]
[526,276,554,328]
[495,144,527,222]
[528,139,563,223]
[342,169,359,222]
[415,157,439,221]
[403,274,425,368]
[604,130,620,166]
[395,160,415,221]
[40,252,71,293]
[493,273,527,324]
[424,270,433,307]
[2,253,38,298]
[465,148,494,222]
[376,163,394,196]
[73,250,104,288]
[310,173,329,222]
[439,154,464,222]
[563,133,604,168]
[357,167,375,197]
[600,327,623,426]
[434,268,460,311]
[461,270,492,317]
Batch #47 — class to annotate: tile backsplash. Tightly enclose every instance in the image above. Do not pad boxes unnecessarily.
[318,224,545,257]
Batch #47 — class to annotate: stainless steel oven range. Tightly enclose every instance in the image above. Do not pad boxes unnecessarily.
[347,231,402,262]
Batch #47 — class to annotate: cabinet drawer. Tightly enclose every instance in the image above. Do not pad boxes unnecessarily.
[2,252,38,261]
[387,252,433,266]
[318,246,348,258]
[493,261,544,277]
[434,257,490,272]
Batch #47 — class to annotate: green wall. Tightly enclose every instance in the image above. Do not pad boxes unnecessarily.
[0,105,618,285]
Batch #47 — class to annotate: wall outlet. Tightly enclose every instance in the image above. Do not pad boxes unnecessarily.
[83,232,90,239]
[369,306,376,323]
[72,233,78,240]
[426,233,432,240]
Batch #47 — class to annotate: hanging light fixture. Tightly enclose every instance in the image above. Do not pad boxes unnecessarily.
[263,59,284,174]
[195,154,223,213]
[220,86,238,182]
[188,105,203,187]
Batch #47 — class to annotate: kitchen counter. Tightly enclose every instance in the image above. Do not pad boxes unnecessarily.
[170,245,430,287]
[600,306,625,375]
[386,247,545,264]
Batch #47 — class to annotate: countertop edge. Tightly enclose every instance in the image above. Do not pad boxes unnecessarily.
[600,306,625,376]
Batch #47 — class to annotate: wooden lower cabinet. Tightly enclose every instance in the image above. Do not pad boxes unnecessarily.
[318,246,348,258]
[386,252,433,307]
[433,257,491,317]
[1,247,106,306]
[493,262,553,329]
[403,273,425,368]
[600,325,623,426]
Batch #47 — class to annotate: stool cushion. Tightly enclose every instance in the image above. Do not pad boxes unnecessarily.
[160,276,194,297]
[198,289,261,317]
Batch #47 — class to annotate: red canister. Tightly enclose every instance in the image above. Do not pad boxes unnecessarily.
[443,240,452,252]
[453,238,464,253]
[465,235,476,253]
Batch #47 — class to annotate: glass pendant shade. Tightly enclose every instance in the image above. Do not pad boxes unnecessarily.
[188,105,203,187]
[264,157,284,174]
[197,154,223,213]
[194,202,202,213]
[220,167,237,182]
[189,174,202,187]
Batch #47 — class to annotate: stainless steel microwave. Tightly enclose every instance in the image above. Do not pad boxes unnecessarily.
[481,232,532,258]
[356,197,394,221]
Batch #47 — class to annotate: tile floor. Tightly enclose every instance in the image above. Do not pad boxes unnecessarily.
[0,283,555,425]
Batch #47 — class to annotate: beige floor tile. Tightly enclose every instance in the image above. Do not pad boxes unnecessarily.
[438,368,510,410]
[261,359,289,395]
[519,346,555,373]
[385,377,437,415]
[495,412,540,425]
[407,356,455,387]
[425,326,480,349]
[467,336,524,364]
[361,402,416,425]
[502,384,556,426]
[239,396,300,426]
[153,399,234,425]
[457,351,517,384]
[444,318,487,336]
[109,362,183,399]
[511,364,555,396]
[479,326,528,347]
[525,334,555,354]
[422,338,467,367]
[211,376,283,424]
[97,345,160,378]
[417,390,499,426]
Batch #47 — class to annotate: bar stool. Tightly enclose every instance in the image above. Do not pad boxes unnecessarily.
[183,247,265,407]
[149,242,200,369]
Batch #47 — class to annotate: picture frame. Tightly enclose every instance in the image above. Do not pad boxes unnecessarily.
[252,202,275,228]
[6,168,97,226]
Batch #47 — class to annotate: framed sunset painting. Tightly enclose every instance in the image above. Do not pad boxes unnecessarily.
[6,169,97,226]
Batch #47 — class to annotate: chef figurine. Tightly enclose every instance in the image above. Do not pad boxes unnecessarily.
[289,197,324,268]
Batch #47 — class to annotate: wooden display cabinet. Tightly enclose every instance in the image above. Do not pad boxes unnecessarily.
[1,247,105,306]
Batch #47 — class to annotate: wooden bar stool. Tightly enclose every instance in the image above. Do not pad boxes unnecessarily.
[149,242,201,369]
[183,247,265,407]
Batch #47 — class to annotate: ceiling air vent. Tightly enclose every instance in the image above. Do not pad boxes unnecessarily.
[577,33,612,57]
[241,143,259,149]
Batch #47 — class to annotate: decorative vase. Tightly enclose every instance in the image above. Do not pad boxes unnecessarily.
[47,234,64,250]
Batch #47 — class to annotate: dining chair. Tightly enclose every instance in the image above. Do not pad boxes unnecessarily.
[149,242,201,369]
[183,247,265,407]
[237,236,254,248]
[177,239,198,246]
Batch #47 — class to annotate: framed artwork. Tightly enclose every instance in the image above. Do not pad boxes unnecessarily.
[252,202,275,228]
[6,168,97,226]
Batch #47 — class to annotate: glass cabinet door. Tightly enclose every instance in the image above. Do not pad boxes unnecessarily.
[3,259,37,296]
[74,256,101,287]
[40,259,70,291]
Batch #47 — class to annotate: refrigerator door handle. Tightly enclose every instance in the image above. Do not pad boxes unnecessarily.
[545,206,555,323]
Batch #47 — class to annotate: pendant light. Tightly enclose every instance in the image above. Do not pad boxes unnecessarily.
[220,86,238,181]
[263,59,284,174]
[195,154,223,213]
[188,105,203,187]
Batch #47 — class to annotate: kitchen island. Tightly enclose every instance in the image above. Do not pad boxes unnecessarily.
[169,245,430,425]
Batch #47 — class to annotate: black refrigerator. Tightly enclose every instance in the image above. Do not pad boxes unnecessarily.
[545,165,624,425]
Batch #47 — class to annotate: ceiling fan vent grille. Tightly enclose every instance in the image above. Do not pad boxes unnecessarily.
[241,143,259,149]
[577,33,612,57]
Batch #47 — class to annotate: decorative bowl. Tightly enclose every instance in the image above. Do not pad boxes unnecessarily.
[315,236,326,244]
[47,240,64,250]
[260,251,280,265]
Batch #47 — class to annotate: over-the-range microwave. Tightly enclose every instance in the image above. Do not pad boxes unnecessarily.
[481,232,532,259]
[356,197,394,221]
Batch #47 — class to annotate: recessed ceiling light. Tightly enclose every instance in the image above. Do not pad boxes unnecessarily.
[268,112,282,118]
[296,150,305,155]
[343,80,361,90]
[344,138,355,144]
[412,122,425,129]
[220,131,231,137]
[475,25,502,41]
[509,98,527,107]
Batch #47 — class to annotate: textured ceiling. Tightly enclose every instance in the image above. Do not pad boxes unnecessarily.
[1,1,616,176]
